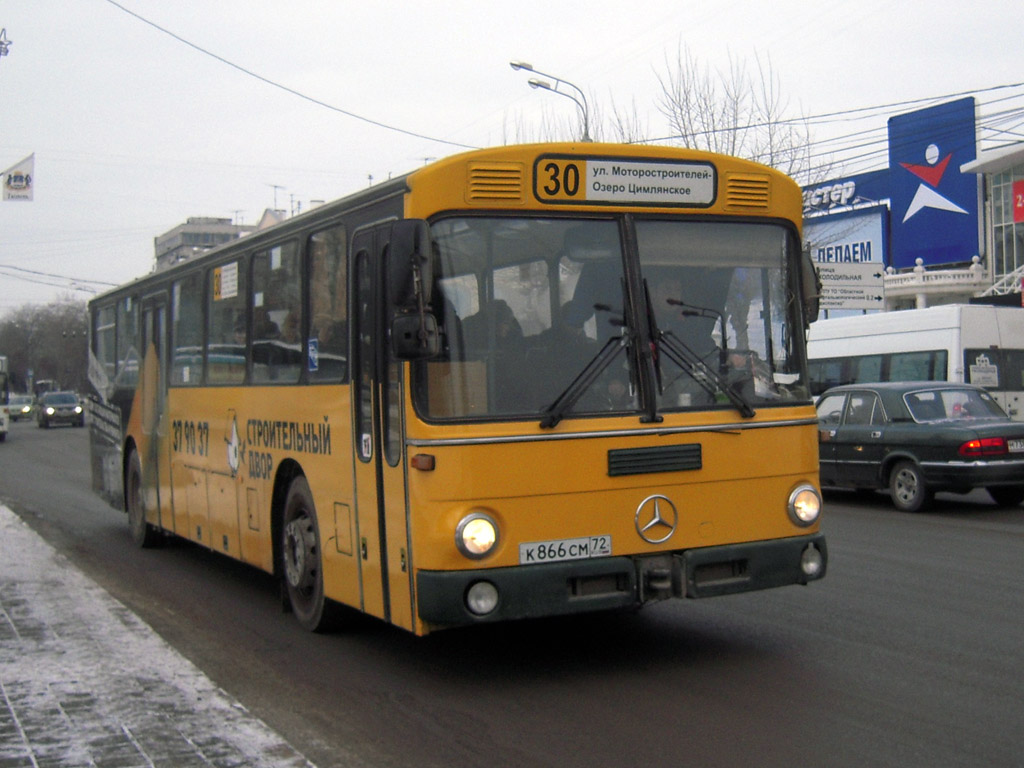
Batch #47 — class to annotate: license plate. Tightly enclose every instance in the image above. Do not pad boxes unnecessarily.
[1009,439,1024,453]
[519,535,612,565]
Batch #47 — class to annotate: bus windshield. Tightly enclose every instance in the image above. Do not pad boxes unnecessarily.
[414,215,809,421]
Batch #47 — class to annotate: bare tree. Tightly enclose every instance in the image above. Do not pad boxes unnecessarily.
[0,298,89,394]
[655,45,830,182]
[605,96,649,144]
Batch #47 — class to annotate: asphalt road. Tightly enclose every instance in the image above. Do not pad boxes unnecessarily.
[1,417,1022,768]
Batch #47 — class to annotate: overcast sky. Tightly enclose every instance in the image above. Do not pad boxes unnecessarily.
[1,0,1021,313]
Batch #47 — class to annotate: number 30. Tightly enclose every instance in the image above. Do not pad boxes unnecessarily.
[542,162,581,197]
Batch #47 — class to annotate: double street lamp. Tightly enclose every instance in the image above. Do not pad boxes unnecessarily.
[510,61,591,142]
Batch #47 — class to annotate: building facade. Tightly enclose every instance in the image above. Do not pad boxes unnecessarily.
[154,217,255,271]
[803,97,1024,315]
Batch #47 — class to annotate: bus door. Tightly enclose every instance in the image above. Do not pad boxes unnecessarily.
[351,224,414,630]
[140,293,170,530]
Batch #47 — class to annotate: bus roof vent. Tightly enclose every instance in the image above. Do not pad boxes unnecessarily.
[725,173,770,210]
[467,162,525,203]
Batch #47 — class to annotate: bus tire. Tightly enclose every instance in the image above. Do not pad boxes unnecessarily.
[281,476,335,632]
[126,450,160,548]
[889,460,932,513]
[987,485,1024,507]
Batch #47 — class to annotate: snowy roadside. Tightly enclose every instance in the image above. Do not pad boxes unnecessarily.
[0,502,317,767]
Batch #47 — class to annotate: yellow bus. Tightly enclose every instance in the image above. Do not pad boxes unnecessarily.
[88,143,827,635]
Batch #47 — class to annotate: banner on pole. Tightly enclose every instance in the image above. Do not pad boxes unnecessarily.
[2,153,34,201]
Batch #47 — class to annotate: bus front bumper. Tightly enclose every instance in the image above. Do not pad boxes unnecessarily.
[416,533,827,629]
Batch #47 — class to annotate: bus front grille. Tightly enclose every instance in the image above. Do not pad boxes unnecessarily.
[607,444,702,476]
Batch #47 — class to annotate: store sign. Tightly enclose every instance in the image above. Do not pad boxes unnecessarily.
[888,98,978,269]
[802,169,889,215]
[806,207,887,311]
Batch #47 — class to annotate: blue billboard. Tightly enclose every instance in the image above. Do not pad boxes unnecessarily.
[803,169,889,217]
[887,98,978,269]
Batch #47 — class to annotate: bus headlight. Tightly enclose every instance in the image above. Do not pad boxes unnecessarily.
[455,512,499,559]
[788,484,822,527]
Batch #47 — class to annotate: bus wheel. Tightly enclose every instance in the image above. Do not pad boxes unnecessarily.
[987,485,1024,507]
[281,476,333,632]
[126,450,160,548]
[889,460,932,513]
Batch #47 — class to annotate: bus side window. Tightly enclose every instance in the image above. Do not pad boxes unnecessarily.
[252,242,301,384]
[207,260,247,385]
[116,295,140,390]
[308,224,348,383]
[93,304,117,384]
[171,273,203,386]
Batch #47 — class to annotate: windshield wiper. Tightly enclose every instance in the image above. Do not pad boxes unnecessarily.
[656,330,756,419]
[540,303,631,429]
[539,333,627,429]
[652,295,754,419]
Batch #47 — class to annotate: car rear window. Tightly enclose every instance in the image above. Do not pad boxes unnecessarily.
[905,388,1005,422]
[45,394,78,405]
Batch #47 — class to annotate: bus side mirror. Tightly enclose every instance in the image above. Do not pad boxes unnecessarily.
[801,251,821,326]
[388,219,441,360]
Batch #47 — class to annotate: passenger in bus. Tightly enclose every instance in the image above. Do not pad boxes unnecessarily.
[525,302,634,412]
[461,300,523,357]
[648,270,719,359]
[254,310,280,340]
[460,300,527,411]
[281,310,301,344]
[563,260,622,343]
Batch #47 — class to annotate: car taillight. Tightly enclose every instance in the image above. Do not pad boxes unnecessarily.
[959,437,1008,457]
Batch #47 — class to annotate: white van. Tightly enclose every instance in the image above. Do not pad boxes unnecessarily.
[807,304,1024,420]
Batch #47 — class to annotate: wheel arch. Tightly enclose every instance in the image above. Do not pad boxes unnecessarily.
[880,451,920,486]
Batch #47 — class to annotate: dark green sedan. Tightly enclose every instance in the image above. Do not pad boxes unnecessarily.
[817,381,1024,512]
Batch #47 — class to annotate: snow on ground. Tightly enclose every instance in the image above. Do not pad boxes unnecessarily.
[0,503,317,767]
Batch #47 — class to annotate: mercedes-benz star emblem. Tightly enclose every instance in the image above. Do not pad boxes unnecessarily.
[634,494,678,544]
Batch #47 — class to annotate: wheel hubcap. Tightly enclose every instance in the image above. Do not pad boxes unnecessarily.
[895,470,917,502]
[284,515,316,591]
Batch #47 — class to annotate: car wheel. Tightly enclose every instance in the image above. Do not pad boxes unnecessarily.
[889,460,933,512]
[126,450,161,548]
[280,475,337,632]
[987,485,1024,507]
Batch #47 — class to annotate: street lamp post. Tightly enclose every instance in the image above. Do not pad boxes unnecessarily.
[510,61,591,142]
[0,29,12,63]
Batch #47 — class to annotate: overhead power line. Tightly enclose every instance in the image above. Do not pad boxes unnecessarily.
[101,0,477,151]
[0,264,119,294]
[87,3,1024,187]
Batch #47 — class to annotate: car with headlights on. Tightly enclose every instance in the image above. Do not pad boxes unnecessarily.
[9,394,34,422]
[36,391,85,429]
[816,381,1024,512]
